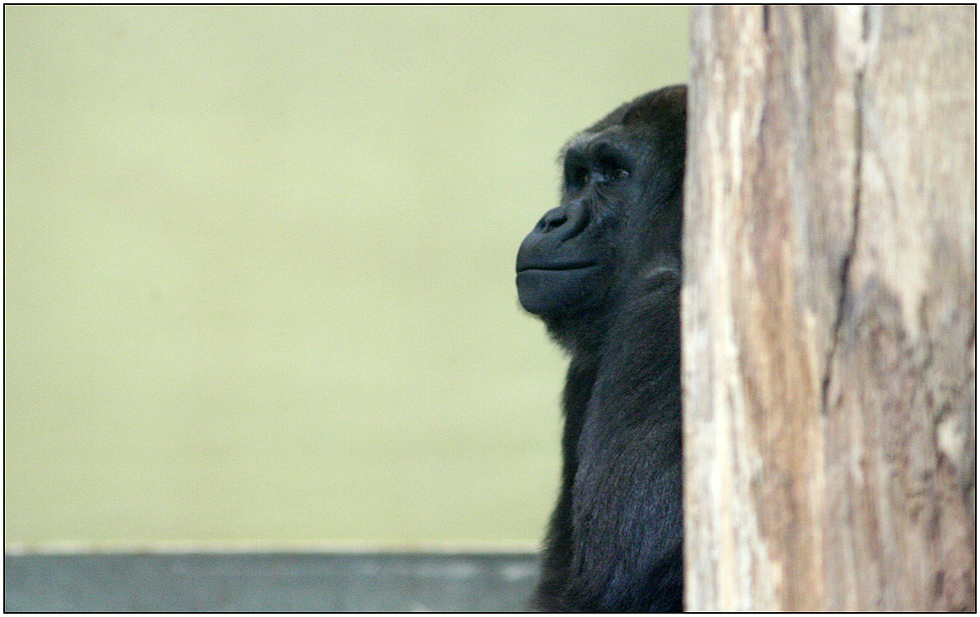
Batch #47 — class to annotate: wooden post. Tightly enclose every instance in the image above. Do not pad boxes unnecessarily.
[683,5,975,611]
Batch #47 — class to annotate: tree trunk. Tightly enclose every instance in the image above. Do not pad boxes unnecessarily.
[682,5,975,611]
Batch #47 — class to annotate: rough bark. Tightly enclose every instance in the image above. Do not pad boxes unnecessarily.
[683,5,975,611]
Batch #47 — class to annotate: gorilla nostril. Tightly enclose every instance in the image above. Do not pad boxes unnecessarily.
[534,202,590,238]
[537,211,567,232]
[543,218,564,232]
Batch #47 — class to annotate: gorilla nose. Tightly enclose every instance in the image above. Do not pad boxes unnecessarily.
[532,202,589,242]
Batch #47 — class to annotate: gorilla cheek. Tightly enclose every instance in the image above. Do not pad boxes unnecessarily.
[516,266,601,315]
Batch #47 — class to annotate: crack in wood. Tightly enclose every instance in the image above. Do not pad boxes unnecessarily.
[821,6,869,416]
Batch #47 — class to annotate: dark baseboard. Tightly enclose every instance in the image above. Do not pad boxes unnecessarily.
[4,550,540,612]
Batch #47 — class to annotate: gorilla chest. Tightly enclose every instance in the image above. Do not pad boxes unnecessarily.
[570,383,683,563]
[574,398,656,532]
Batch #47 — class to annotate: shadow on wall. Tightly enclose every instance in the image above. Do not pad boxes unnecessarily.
[4,551,539,612]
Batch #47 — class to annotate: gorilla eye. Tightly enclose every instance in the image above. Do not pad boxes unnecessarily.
[596,167,629,184]
[597,154,631,182]
[564,161,629,190]
[566,166,589,190]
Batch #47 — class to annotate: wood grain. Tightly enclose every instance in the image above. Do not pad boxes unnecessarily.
[683,5,975,611]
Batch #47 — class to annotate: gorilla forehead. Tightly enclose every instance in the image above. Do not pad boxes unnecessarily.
[563,124,625,148]
[559,87,686,165]
[559,126,633,162]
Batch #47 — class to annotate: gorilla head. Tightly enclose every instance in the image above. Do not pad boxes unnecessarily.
[516,85,686,612]
[516,85,685,352]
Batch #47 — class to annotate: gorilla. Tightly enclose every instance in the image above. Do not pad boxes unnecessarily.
[516,85,685,612]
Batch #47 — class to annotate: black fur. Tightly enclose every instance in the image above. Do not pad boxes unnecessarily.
[515,85,686,612]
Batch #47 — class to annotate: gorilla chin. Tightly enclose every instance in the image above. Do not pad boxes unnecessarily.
[515,263,601,315]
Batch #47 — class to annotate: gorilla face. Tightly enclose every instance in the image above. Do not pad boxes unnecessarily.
[515,138,626,315]
[516,86,686,339]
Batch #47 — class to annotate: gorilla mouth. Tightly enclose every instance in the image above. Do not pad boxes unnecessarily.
[516,262,597,273]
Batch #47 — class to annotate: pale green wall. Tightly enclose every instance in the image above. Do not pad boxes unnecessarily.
[4,5,689,548]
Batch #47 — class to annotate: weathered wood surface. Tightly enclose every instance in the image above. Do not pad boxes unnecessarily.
[683,5,975,611]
